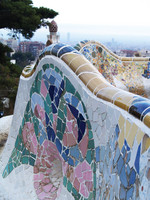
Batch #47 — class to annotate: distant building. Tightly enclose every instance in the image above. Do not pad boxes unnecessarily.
[19,41,45,57]
[0,37,18,52]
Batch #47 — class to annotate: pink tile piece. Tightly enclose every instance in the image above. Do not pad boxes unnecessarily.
[67,134,77,146]
[75,164,82,178]
[82,161,91,171]
[83,170,92,181]
[79,132,88,158]
[43,183,53,193]
[41,79,48,98]
[80,183,89,198]
[73,177,80,192]
[85,181,93,192]
[67,121,72,132]
[38,191,47,200]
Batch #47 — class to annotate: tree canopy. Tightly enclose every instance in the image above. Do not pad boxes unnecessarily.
[0,0,58,39]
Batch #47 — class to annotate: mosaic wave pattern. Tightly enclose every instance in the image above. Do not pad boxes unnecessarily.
[3,63,96,199]
[1,43,150,199]
[22,43,150,128]
[75,40,150,98]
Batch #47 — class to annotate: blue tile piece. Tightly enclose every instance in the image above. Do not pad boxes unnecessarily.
[70,145,80,160]
[65,149,69,155]
[47,126,55,142]
[124,139,130,151]
[45,68,51,78]
[115,124,120,138]
[49,75,55,84]
[99,162,104,173]
[68,104,79,119]
[121,145,126,159]
[129,168,136,186]
[129,102,150,120]
[96,147,100,162]
[68,157,74,166]
[134,143,141,174]
[71,96,79,107]
[49,85,56,101]
[45,113,49,125]
[100,146,105,162]
[126,164,130,175]
[119,185,126,199]
[117,156,124,175]
[51,103,57,114]
[126,187,134,200]
[55,138,62,154]
[113,146,120,165]
[62,152,68,161]
[120,165,128,188]
[126,151,131,164]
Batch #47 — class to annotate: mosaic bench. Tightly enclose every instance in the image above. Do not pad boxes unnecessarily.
[0,43,149,200]
[75,40,150,98]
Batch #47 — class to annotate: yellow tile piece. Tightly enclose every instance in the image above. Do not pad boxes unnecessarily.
[145,137,150,151]
[118,115,125,150]
[127,123,138,148]
[97,87,119,103]
[118,115,125,130]
[118,127,125,150]
[61,53,81,67]
[125,119,132,139]
[136,129,144,145]
[143,114,150,128]
[142,134,150,153]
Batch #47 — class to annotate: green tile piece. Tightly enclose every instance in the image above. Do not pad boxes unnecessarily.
[55,66,59,73]
[46,94,51,106]
[21,156,29,164]
[88,130,93,139]
[94,173,96,189]
[8,162,13,173]
[86,150,92,164]
[58,109,64,120]
[43,64,49,71]
[57,118,62,131]
[29,157,35,166]
[67,180,72,192]
[57,131,63,140]
[50,64,54,69]
[65,78,75,94]
[88,140,95,149]
[63,176,67,187]
[72,187,78,196]
[87,120,92,130]
[62,122,66,133]
[88,192,93,200]
[44,101,51,114]
[38,70,42,81]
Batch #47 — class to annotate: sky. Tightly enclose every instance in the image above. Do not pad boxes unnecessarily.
[32,0,150,27]
[2,0,150,45]
[30,0,150,44]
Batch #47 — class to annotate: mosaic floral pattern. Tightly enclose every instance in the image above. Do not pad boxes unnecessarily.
[75,40,150,97]
[3,63,96,200]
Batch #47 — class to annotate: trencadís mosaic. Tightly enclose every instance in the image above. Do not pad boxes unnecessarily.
[3,63,96,199]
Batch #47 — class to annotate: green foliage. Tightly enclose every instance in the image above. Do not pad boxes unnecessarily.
[0,43,12,65]
[12,51,35,68]
[0,43,22,114]
[0,0,58,39]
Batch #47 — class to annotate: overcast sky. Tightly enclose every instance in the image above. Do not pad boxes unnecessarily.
[32,0,150,27]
